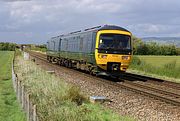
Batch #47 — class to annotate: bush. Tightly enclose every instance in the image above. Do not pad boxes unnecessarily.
[31,44,47,52]
[64,85,87,105]
[132,36,179,55]
[130,56,142,65]
[0,42,16,51]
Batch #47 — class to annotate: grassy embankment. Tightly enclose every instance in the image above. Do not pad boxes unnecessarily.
[0,51,25,121]
[129,55,180,81]
[15,52,134,121]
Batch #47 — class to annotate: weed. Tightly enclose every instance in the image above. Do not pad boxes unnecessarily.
[164,60,176,70]
[64,85,87,105]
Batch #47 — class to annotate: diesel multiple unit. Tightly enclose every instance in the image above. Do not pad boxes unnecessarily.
[47,25,132,76]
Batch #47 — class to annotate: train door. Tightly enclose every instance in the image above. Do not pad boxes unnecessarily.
[53,40,55,52]
[58,38,61,51]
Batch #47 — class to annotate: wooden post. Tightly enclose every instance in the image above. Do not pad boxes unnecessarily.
[17,80,20,101]
[12,63,16,91]
[27,94,30,121]
[21,85,25,109]
[19,81,22,103]
[29,102,33,121]
[15,74,18,93]
[33,105,37,121]
[16,76,19,96]
[24,92,27,112]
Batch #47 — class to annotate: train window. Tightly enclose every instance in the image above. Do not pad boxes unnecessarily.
[79,37,83,51]
[98,34,131,54]
[64,38,68,50]
[99,34,131,50]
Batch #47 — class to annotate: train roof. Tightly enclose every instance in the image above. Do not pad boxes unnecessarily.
[51,25,130,39]
[98,25,130,32]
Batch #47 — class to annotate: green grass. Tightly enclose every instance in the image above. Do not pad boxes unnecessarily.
[137,56,180,67]
[129,55,180,80]
[15,53,134,121]
[0,51,25,121]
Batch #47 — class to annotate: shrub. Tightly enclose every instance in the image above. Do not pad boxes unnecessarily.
[0,42,16,51]
[64,85,87,105]
[164,60,176,70]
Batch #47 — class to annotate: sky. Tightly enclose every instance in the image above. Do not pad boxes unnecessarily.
[0,0,180,44]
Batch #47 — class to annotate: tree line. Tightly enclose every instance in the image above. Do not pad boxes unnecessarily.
[0,39,179,55]
[132,36,180,55]
[0,42,16,51]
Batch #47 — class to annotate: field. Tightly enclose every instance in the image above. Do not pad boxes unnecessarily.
[137,56,180,67]
[0,51,25,121]
[129,55,180,80]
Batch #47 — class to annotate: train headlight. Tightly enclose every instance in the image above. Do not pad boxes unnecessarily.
[101,55,107,59]
[122,56,129,60]
[98,54,107,59]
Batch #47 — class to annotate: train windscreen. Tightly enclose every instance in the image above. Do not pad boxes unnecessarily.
[98,34,131,54]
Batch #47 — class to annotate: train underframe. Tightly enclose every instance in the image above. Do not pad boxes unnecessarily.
[47,55,125,78]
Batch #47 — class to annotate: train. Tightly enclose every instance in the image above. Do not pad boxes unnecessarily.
[47,25,132,77]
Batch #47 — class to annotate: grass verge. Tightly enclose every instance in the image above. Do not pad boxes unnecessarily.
[0,51,25,121]
[129,56,180,82]
[15,53,134,121]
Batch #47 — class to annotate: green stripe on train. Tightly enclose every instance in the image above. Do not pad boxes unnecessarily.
[47,51,96,64]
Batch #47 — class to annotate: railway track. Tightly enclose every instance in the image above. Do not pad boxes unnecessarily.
[123,72,180,90]
[28,51,180,106]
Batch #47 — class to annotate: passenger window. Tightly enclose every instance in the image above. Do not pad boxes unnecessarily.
[79,37,83,51]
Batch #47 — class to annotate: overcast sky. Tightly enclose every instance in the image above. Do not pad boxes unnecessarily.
[0,0,180,44]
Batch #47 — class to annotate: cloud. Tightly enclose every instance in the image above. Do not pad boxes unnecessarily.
[128,24,163,33]
[1,0,31,2]
[0,0,180,43]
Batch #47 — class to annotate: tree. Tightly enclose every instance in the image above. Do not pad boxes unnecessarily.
[131,36,179,55]
[132,36,143,54]
[0,42,16,51]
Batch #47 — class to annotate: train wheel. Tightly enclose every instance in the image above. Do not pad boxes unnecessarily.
[65,61,68,67]
[58,60,61,65]
[89,68,96,76]
[76,62,80,69]
[68,61,73,68]
[49,57,52,63]
[47,56,49,61]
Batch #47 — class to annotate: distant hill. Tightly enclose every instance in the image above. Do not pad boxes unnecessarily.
[141,37,180,47]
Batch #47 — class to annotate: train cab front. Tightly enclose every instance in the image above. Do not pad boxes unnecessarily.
[95,29,132,75]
